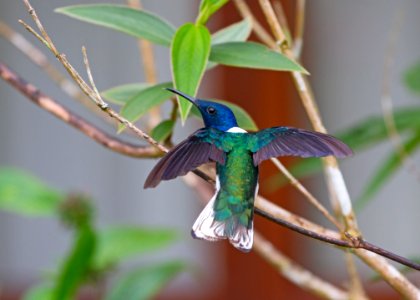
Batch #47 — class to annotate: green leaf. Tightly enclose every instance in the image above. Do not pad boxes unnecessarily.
[210,42,307,73]
[119,82,173,132]
[197,0,229,25]
[0,168,63,216]
[94,226,178,270]
[404,61,420,95]
[56,5,175,46]
[151,120,176,142]
[24,284,54,300]
[190,99,257,131]
[355,133,420,211]
[53,224,96,300]
[212,18,252,45]
[102,83,150,105]
[105,261,186,300]
[264,107,420,192]
[171,23,211,123]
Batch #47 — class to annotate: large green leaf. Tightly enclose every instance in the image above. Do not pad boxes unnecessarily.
[264,107,420,192]
[105,261,186,300]
[190,99,257,131]
[171,23,211,122]
[56,5,175,46]
[212,18,252,45]
[119,82,173,132]
[93,226,178,270]
[53,224,96,300]
[0,168,63,216]
[197,0,229,25]
[355,133,420,211]
[209,42,307,73]
[404,61,420,95]
[102,83,150,105]
[151,120,176,142]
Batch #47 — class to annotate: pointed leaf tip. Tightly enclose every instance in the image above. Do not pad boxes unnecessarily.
[210,42,307,73]
[171,23,211,123]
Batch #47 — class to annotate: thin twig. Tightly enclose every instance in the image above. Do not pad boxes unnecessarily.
[0,21,85,103]
[14,1,420,297]
[0,63,160,158]
[270,158,343,230]
[344,252,369,300]
[293,0,306,58]
[233,0,277,48]
[19,6,168,154]
[258,0,287,49]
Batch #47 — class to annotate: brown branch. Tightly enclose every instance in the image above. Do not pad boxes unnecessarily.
[255,207,420,272]
[11,1,420,297]
[0,63,160,158]
[3,48,420,278]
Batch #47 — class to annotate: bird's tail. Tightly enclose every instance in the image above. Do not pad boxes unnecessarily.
[191,192,254,252]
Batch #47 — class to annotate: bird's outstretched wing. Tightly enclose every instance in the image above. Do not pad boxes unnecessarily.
[251,127,352,166]
[144,128,226,188]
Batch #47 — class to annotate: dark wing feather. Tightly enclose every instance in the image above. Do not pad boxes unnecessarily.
[144,128,225,188]
[252,127,352,166]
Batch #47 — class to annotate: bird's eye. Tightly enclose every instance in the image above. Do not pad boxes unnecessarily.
[207,106,216,114]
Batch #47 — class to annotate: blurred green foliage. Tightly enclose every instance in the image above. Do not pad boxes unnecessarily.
[0,167,183,299]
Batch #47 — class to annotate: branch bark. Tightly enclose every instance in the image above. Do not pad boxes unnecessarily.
[0,63,160,158]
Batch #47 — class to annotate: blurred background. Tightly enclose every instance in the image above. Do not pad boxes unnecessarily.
[0,0,419,299]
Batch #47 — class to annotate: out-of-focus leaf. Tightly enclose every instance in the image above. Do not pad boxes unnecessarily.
[197,0,229,25]
[102,83,150,105]
[212,18,252,45]
[56,5,175,46]
[171,23,211,122]
[119,82,173,132]
[93,226,178,270]
[151,120,176,142]
[24,284,53,300]
[404,61,420,95]
[105,261,186,300]
[209,42,307,73]
[264,107,420,192]
[53,224,96,300]
[190,99,257,131]
[0,168,63,216]
[355,133,420,211]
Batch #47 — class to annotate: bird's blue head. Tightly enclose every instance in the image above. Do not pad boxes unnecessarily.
[166,88,238,131]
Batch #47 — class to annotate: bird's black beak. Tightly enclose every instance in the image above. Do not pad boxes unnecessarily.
[165,88,197,106]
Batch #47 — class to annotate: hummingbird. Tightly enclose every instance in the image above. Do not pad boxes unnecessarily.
[144,88,352,252]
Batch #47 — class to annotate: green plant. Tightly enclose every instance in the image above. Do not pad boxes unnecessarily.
[1,0,420,299]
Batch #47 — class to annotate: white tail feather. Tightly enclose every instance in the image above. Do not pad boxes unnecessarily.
[191,191,254,252]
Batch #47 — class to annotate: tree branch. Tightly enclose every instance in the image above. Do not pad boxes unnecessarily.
[0,63,160,158]
[7,1,419,298]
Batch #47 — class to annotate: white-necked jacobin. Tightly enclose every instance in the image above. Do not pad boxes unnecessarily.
[144,88,352,252]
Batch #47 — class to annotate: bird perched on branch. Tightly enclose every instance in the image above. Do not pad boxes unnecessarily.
[144,88,352,252]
